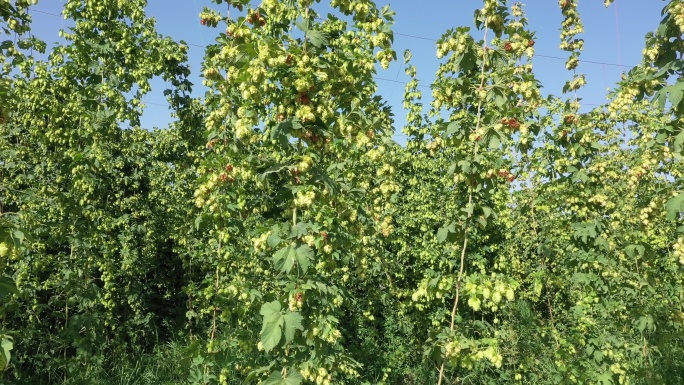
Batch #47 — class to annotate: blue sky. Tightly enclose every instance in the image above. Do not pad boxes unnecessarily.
[28,1,664,141]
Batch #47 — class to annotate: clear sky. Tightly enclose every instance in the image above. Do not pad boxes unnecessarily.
[28,1,664,142]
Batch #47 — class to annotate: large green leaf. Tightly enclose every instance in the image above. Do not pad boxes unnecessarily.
[259,301,303,352]
[295,245,313,273]
[436,226,450,243]
[674,130,684,155]
[260,300,282,323]
[0,276,18,298]
[282,311,304,344]
[273,245,296,273]
[306,30,329,49]
[260,301,284,352]
[670,81,684,110]
[0,336,12,371]
[263,369,303,385]
[571,221,598,243]
[267,232,282,249]
[665,193,684,221]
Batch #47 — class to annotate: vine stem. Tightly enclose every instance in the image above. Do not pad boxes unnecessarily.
[210,239,221,342]
[437,23,489,385]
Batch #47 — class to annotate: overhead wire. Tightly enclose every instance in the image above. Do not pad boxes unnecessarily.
[26,8,612,112]
[614,0,624,73]
[29,8,634,69]
[394,32,634,68]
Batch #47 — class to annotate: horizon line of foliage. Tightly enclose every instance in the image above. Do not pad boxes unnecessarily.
[1,0,683,384]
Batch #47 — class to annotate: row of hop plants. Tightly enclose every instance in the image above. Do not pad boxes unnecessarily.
[1,0,684,384]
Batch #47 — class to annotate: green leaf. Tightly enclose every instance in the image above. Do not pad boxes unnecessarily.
[571,222,598,243]
[282,311,304,344]
[261,319,283,352]
[665,193,684,221]
[458,160,472,174]
[458,51,476,72]
[486,129,501,149]
[290,222,310,238]
[295,19,310,33]
[446,163,457,175]
[260,300,282,321]
[271,121,294,147]
[636,315,655,333]
[593,350,604,363]
[273,245,296,273]
[11,230,24,248]
[267,233,282,249]
[481,206,493,218]
[260,163,289,180]
[0,336,12,371]
[295,244,313,274]
[0,277,18,298]
[572,169,589,183]
[263,369,303,385]
[655,87,669,109]
[260,301,284,352]
[445,121,460,136]
[306,30,329,49]
[437,226,449,243]
[624,244,645,258]
[674,130,684,155]
[259,302,302,353]
[670,81,684,109]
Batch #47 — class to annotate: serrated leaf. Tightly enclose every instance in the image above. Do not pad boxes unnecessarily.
[0,277,18,298]
[655,87,668,109]
[624,244,645,258]
[261,319,283,352]
[295,19,310,33]
[593,350,603,362]
[306,30,329,49]
[670,82,684,109]
[267,233,282,249]
[665,193,684,221]
[260,301,284,352]
[674,130,684,155]
[460,52,476,72]
[486,129,501,149]
[437,226,449,243]
[283,312,304,344]
[263,369,303,385]
[572,222,597,243]
[597,371,613,385]
[260,300,282,321]
[11,230,24,247]
[273,246,296,273]
[636,315,655,333]
[295,244,313,273]
[458,160,472,174]
[482,206,493,218]
[260,163,289,180]
[445,121,460,135]
[0,336,12,371]
[446,163,457,175]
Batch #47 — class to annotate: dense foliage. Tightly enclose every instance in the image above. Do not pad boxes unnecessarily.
[1,0,683,384]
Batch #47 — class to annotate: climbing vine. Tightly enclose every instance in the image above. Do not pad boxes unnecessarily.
[0,0,683,384]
